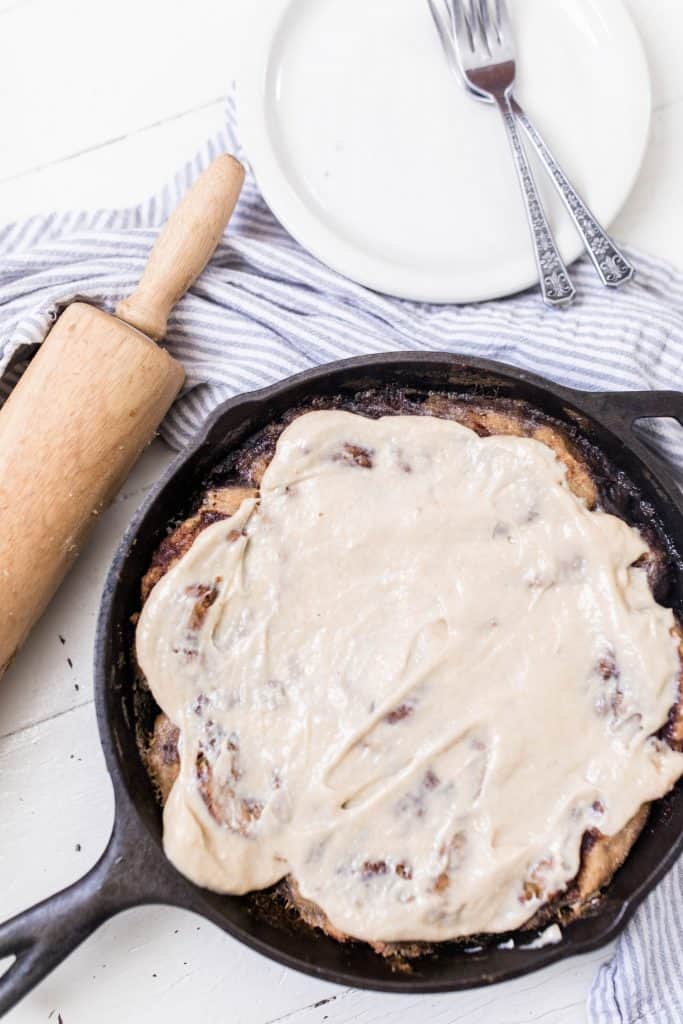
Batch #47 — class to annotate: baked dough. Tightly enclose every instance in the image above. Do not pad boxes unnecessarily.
[137,393,683,952]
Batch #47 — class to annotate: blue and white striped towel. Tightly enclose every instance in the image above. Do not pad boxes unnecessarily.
[1,100,682,1021]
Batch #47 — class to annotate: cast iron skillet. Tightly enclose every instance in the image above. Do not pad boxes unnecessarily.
[2,353,683,1016]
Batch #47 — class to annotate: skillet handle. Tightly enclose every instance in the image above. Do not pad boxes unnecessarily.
[0,818,170,1018]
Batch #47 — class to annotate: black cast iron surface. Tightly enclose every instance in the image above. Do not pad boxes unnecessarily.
[1,353,683,1015]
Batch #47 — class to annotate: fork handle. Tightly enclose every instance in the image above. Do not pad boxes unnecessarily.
[509,97,634,289]
[494,95,575,307]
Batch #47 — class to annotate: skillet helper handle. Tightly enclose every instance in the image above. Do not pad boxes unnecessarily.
[582,390,683,429]
[578,389,683,496]
[116,154,245,340]
[0,155,245,678]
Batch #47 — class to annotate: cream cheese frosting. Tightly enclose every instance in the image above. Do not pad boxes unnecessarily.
[136,411,683,942]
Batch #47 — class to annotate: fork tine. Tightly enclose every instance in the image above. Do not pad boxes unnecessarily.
[466,0,490,58]
[476,0,494,56]
[427,0,453,56]
[452,0,475,54]
[458,0,481,54]
[486,0,501,44]
[448,0,462,41]
[493,0,515,46]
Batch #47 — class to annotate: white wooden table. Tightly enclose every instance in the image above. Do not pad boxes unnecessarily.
[0,1,681,1021]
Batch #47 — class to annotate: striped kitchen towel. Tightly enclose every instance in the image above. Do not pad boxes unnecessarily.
[1,98,683,1022]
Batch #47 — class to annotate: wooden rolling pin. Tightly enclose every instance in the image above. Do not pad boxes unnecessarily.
[0,154,245,677]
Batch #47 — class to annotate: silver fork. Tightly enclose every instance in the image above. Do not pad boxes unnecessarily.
[429,0,574,306]
[429,0,634,294]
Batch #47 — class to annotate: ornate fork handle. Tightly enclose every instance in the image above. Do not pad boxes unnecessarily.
[510,98,634,288]
[495,97,576,307]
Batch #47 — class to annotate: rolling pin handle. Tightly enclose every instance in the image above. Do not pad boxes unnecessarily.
[116,154,245,341]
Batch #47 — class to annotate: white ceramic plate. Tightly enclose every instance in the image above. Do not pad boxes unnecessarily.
[237,0,651,304]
